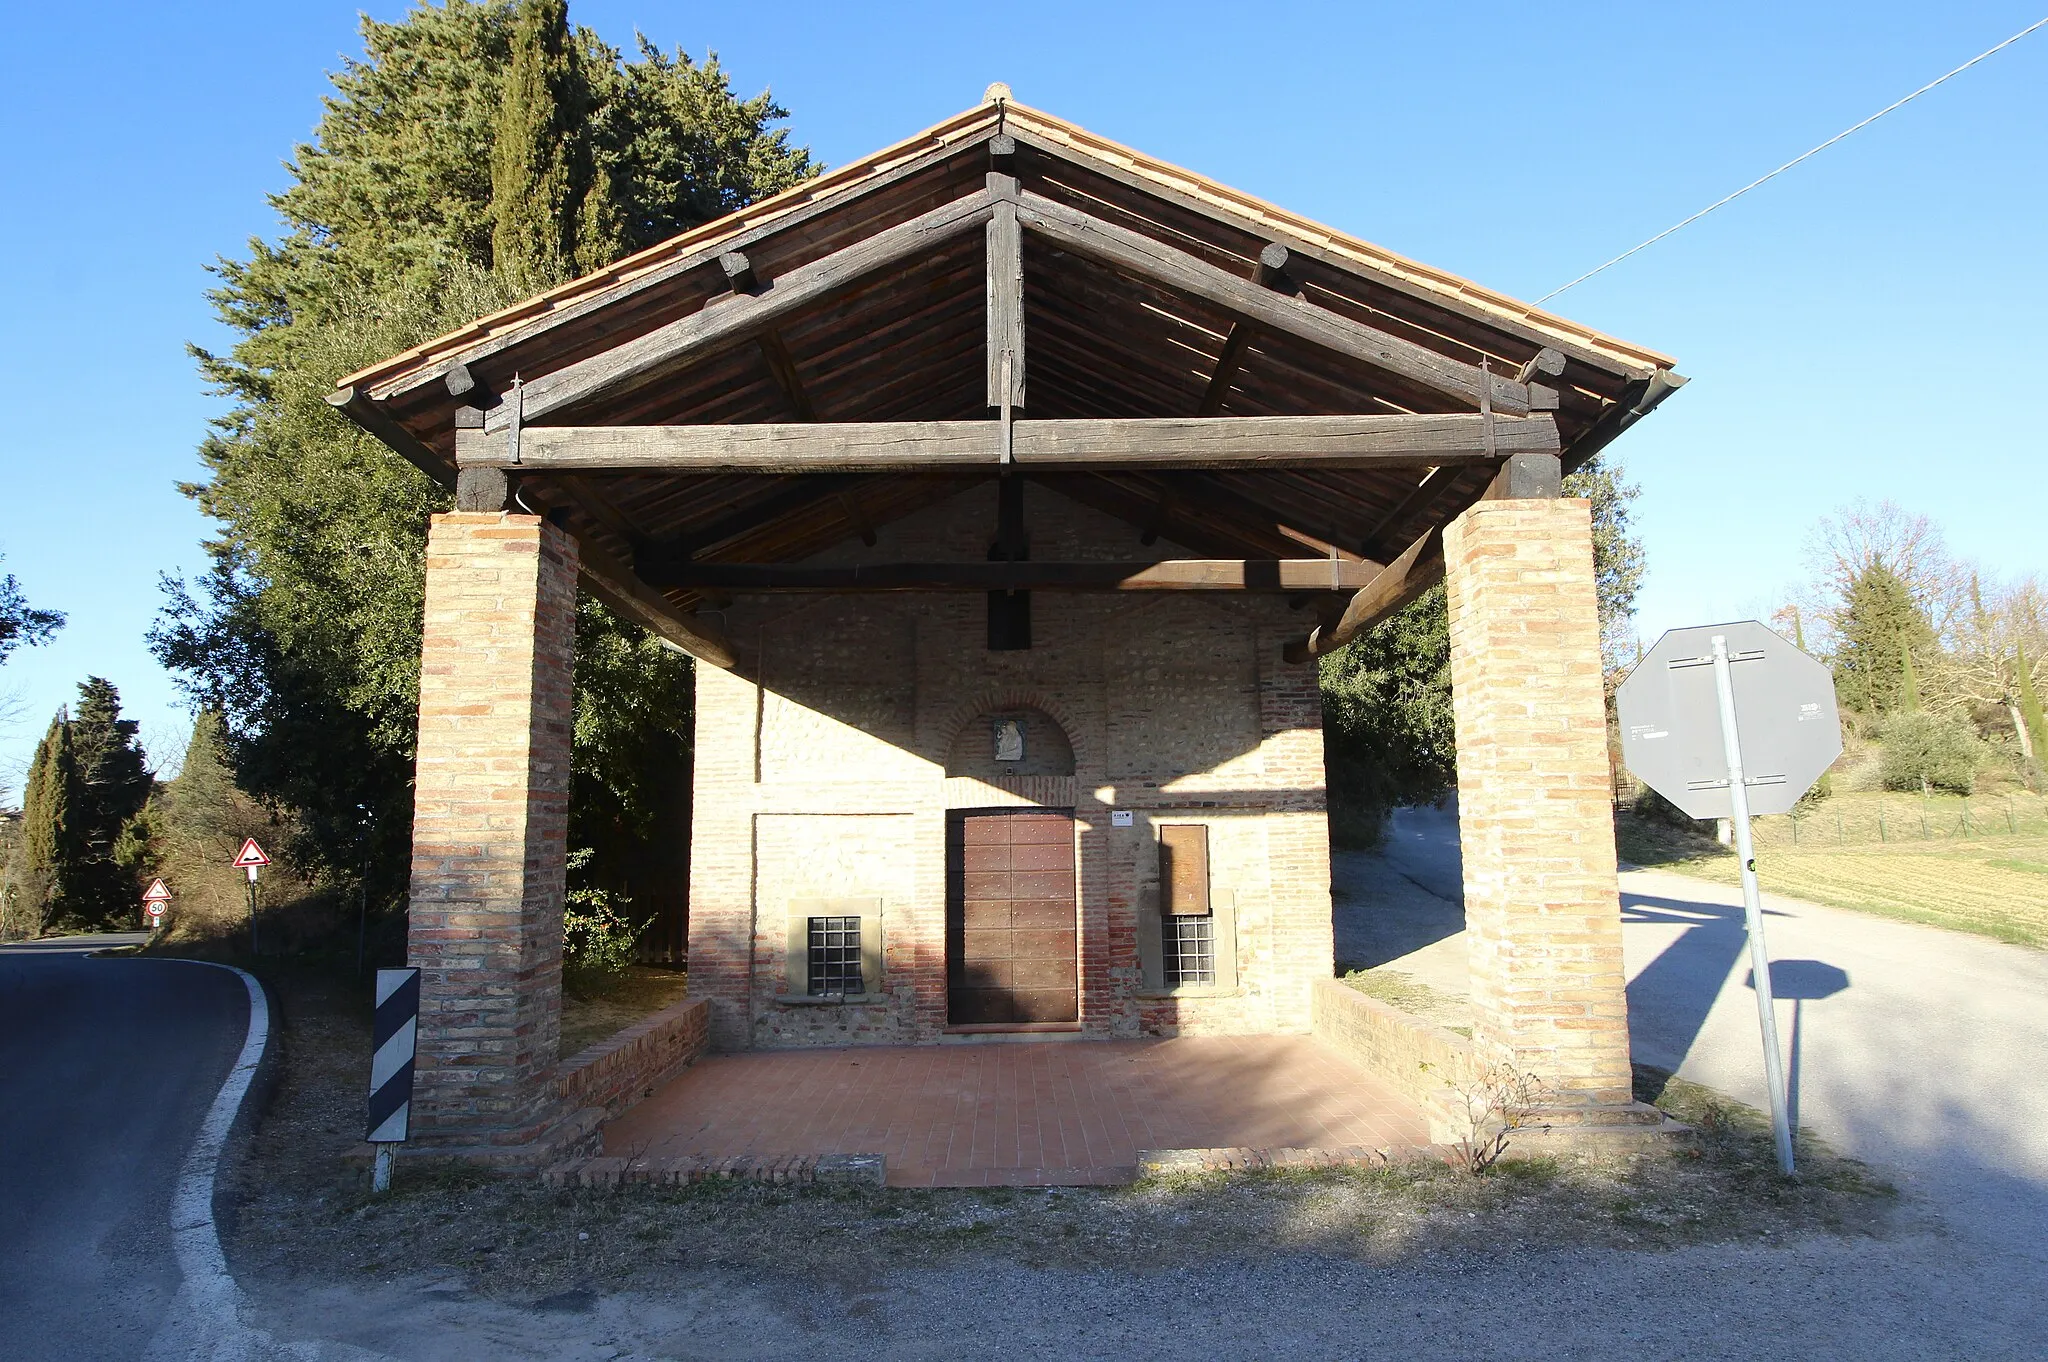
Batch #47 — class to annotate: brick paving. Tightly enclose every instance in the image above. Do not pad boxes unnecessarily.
[601,1035,1432,1187]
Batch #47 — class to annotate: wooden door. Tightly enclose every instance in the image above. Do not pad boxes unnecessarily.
[947,809,1078,1024]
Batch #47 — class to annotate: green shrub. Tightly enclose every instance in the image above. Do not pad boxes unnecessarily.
[561,848,646,975]
[1878,712,1982,796]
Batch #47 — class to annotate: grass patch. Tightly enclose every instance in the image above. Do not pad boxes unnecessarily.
[1338,967,1471,1033]
[559,965,691,1058]
[1618,797,2048,949]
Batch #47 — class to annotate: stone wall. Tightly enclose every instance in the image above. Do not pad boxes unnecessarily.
[687,483,1333,1049]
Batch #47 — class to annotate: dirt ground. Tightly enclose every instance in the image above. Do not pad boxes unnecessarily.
[222,962,1899,1305]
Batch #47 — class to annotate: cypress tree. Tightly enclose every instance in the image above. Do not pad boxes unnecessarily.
[18,709,77,929]
[1899,647,1920,713]
[1834,563,1930,715]
[491,0,585,291]
[2019,643,2047,763]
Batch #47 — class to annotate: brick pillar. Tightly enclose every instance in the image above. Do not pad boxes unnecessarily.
[1443,497,1633,1109]
[407,512,578,1141]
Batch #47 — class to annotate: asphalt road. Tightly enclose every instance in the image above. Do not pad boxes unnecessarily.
[0,936,248,1362]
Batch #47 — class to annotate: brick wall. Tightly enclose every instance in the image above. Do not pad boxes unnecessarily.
[555,997,711,1118]
[687,483,1333,1049]
[1442,497,1634,1109]
[406,512,578,1140]
[1310,977,1473,1136]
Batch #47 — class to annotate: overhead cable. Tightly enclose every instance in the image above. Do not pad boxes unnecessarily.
[1536,16,2048,304]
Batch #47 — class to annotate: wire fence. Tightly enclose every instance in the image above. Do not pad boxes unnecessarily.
[1743,791,2048,850]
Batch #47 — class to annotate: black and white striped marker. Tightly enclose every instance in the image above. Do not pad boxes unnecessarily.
[365,968,419,1190]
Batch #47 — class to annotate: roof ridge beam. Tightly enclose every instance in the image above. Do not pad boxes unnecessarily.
[646,559,1381,592]
[489,188,999,431]
[998,185,1530,416]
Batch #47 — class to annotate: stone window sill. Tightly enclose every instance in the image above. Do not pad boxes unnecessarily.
[773,993,887,1007]
[1135,986,1243,1000]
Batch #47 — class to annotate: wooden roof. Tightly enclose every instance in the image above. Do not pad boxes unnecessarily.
[332,93,1684,668]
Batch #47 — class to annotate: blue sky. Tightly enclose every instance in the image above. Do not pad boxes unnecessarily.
[1,1,2044,787]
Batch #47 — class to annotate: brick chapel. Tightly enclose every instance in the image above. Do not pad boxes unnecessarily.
[334,90,1682,1154]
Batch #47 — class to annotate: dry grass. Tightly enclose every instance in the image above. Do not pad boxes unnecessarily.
[1338,967,1470,1034]
[222,964,1898,1301]
[559,965,691,1058]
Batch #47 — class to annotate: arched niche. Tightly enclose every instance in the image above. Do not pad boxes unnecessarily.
[945,706,1076,780]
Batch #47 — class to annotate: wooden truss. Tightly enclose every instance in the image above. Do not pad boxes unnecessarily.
[332,101,1683,669]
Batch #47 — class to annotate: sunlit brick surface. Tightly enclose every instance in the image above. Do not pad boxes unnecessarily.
[601,1035,1429,1187]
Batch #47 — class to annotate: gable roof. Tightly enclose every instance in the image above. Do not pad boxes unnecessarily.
[331,93,1683,665]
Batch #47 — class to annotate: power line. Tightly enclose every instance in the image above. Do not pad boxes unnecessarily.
[1536,17,2048,304]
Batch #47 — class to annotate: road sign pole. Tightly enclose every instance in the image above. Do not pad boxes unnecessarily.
[1712,634,1796,1176]
[246,868,260,956]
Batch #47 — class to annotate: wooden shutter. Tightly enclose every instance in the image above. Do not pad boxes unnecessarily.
[1158,824,1210,916]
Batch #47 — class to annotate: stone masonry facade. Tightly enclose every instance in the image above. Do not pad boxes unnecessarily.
[686,482,1335,1051]
[1442,497,1634,1109]
[406,512,579,1142]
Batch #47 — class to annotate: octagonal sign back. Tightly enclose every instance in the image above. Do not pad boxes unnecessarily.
[1617,620,1842,820]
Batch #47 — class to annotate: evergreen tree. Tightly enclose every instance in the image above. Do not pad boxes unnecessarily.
[15,710,77,931]
[0,554,64,666]
[1565,456,1647,669]
[493,0,599,290]
[1899,646,1920,712]
[1833,563,1930,715]
[152,2,812,905]
[2019,642,2047,763]
[11,681,152,930]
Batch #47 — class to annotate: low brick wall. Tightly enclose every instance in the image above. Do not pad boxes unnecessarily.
[1311,977,1476,1138]
[554,996,711,1120]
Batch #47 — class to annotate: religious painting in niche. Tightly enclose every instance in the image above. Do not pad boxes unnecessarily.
[993,716,1025,765]
[946,707,1074,780]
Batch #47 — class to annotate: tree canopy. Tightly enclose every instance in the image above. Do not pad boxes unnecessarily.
[0,554,64,666]
[151,0,814,904]
[10,680,152,932]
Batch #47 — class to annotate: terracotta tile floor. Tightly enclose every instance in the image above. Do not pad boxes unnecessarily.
[602,1035,1431,1187]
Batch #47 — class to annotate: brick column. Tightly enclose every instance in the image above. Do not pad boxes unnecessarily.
[407,512,578,1141]
[1443,497,1633,1109]
[687,662,758,1050]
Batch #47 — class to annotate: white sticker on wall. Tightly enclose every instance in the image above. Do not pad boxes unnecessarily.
[1110,810,1133,827]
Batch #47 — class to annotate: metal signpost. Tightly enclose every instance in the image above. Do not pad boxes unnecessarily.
[1617,621,1842,1175]
[142,878,171,932]
[233,838,270,954]
[365,967,421,1193]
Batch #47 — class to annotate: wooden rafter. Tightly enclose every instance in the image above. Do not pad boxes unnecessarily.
[1005,188,1532,416]
[490,189,999,429]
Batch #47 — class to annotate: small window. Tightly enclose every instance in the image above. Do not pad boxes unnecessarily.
[1162,913,1216,986]
[807,916,865,996]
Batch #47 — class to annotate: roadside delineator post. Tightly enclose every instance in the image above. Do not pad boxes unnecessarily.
[365,967,420,1193]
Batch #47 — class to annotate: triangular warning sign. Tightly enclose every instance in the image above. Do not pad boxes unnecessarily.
[142,878,172,902]
[234,838,272,868]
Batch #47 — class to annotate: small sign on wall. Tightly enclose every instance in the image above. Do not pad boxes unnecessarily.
[1110,810,1133,827]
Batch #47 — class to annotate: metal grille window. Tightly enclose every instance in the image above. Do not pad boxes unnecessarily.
[807,916,866,996]
[1162,913,1216,987]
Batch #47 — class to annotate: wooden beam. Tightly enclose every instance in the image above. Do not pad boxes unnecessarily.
[1006,188,1531,415]
[1285,527,1444,662]
[1196,326,1253,416]
[646,559,1377,592]
[456,413,1559,472]
[756,331,816,421]
[489,189,997,429]
[1483,451,1561,500]
[719,250,758,295]
[987,178,1025,411]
